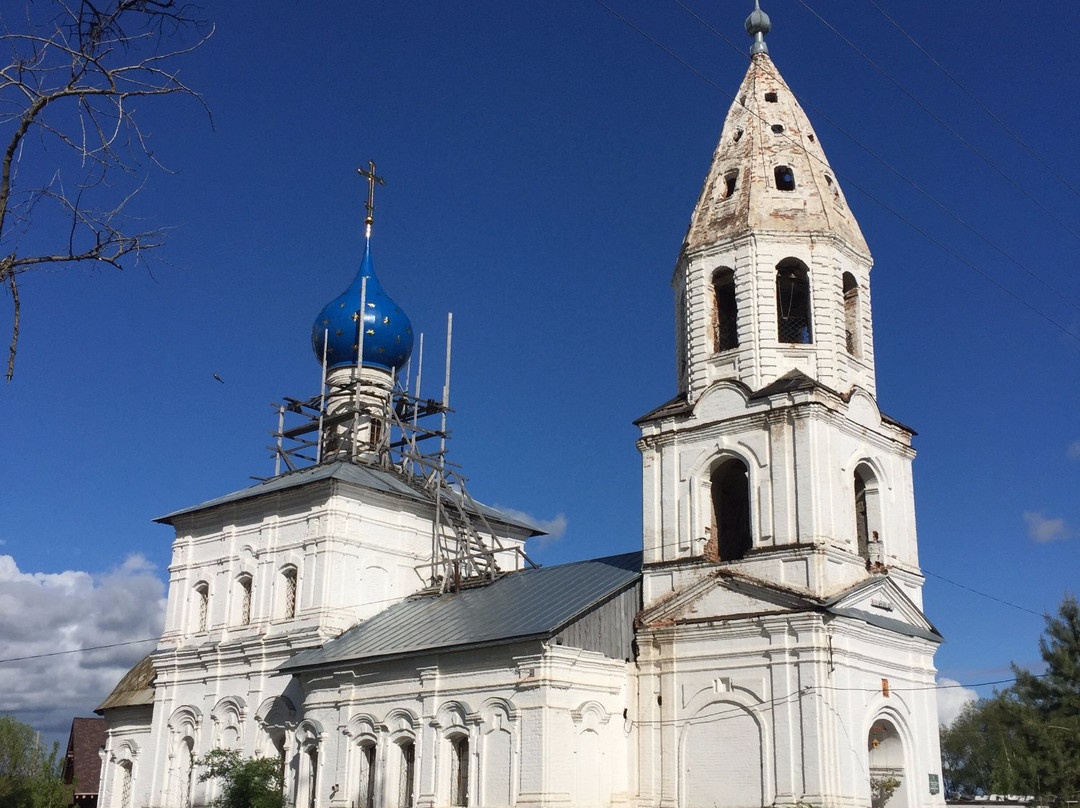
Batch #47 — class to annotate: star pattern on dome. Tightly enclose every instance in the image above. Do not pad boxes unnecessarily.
[311,236,414,372]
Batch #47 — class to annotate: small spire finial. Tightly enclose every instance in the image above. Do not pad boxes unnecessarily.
[356,160,385,239]
[745,0,772,55]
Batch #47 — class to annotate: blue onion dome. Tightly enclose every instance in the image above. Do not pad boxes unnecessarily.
[311,238,413,371]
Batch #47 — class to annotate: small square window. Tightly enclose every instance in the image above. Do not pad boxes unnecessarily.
[765,92,778,102]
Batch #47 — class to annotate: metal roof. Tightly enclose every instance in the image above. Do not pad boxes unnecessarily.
[155,460,542,534]
[95,653,156,713]
[281,551,643,673]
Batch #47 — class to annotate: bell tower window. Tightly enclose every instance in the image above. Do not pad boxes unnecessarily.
[774,165,796,191]
[712,268,738,352]
[854,464,882,565]
[194,582,209,633]
[723,171,738,199]
[710,458,752,561]
[776,260,812,344]
[843,272,860,356]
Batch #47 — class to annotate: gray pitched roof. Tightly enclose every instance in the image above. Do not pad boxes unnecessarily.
[155,461,542,534]
[281,551,643,673]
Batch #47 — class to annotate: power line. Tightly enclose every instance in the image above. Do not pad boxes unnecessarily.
[863,0,1080,204]
[0,637,159,664]
[591,0,1080,347]
[793,0,1080,275]
[922,569,1047,618]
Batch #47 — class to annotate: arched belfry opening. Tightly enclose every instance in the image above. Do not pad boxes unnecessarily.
[843,272,860,356]
[854,463,882,565]
[710,458,752,561]
[776,259,812,344]
[712,268,738,353]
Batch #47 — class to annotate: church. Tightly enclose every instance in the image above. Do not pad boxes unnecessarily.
[96,6,946,808]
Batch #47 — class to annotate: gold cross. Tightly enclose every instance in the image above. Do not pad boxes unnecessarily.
[356,160,385,236]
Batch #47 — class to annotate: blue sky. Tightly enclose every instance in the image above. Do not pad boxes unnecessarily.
[1,0,1078,743]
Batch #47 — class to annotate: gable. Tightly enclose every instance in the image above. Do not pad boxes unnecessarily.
[825,576,942,642]
[640,568,942,643]
[641,568,819,627]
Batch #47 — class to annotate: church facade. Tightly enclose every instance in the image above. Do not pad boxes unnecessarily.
[97,8,946,808]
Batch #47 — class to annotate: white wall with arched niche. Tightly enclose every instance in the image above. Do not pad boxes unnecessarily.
[293,719,324,808]
[166,706,201,808]
[680,699,766,808]
[480,698,516,808]
[211,696,246,750]
[571,701,612,808]
[255,695,295,762]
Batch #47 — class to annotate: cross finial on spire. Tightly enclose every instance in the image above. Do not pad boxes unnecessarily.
[356,160,385,239]
[745,0,772,55]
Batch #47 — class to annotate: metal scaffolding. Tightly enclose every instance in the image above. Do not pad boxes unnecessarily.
[262,314,536,592]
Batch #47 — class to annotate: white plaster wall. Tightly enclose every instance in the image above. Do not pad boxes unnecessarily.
[640,378,920,605]
[677,234,876,401]
[635,612,945,808]
[294,643,633,808]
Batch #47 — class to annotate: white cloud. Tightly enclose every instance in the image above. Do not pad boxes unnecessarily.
[1023,511,1073,543]
[936,677,978,726]
[1068,440,1080,460]
[0,554,165,743]
[495,507,569,549]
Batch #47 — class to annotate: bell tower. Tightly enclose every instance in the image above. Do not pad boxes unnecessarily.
[633,11,945,808]
[638,4,925,610]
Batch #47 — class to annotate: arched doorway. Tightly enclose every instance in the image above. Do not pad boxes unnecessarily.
[868,719,909,808]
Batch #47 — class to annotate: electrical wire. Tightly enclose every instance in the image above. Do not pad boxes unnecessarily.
[864,0,1080,203]
[590,0,1080,346]
[793,0,1080,265]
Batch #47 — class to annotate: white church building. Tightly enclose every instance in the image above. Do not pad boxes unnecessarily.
[97,6,947,808]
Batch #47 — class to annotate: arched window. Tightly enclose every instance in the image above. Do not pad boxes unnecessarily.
[358,742,377,808]
[776,260,812,344]
[237,574,253,625]
[176,737,194,808]
[843,272,860,356]
[854,464,882,565]
[712,269,738,353]
[300,747,319,808]
[118,760,133,808]
[774,165,795,191]
[450,735,469,807]
[711,458,752,561]
[398,742,416,808]
[194,582,209,633]
[722,170,738,199]
[825,173,843,207]
[279,567,298,620]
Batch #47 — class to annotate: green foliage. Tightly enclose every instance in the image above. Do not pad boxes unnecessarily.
[0,715,73,808]
[198,748,284,808]
[870,775,901,808]
[940,594,1080,806]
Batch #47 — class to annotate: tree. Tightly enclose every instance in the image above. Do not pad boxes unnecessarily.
[0,0,211,380]
[940,595,1080,806]
[0,714,72,808]
[198,748,285,808]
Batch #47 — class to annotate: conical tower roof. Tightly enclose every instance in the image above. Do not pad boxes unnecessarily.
[684,52,869,257]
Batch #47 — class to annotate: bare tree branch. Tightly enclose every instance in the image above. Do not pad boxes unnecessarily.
[0,0,211,380]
